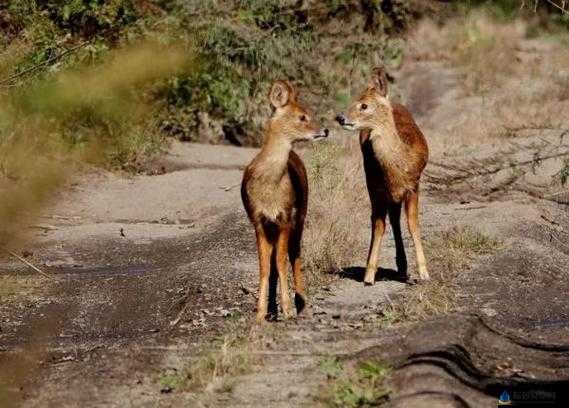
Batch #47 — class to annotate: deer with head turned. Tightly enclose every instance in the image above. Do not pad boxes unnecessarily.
[335,66,430,284]
[242,80,329,322]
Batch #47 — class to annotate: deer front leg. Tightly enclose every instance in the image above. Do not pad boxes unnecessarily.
[276,225,294,318]
[365,208,387,285]
[255,226,273,322]
[405,190,429,281]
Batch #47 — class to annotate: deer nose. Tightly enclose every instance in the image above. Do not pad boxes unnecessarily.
[335,114,346,125]
[324,128,329,137]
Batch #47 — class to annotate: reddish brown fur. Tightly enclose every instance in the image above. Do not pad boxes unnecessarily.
[338,67,430,283]
[360,104,428,204]
[242,80,327,321]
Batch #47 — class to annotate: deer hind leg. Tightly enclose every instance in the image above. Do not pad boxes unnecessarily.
[267,250,279,320]
[404,190,430,281]
[288,227,306,314]
[255,225,273,322]
[276,225,294,319]
[388,203,408,277]
[364,207,387,285]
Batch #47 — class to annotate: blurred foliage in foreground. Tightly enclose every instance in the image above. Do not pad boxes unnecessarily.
[0,42,188,245]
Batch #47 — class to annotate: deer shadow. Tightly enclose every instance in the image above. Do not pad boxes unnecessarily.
[337,266,411,284]
[337,203,416,284]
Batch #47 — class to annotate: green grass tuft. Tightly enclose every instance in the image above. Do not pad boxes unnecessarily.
[320,358,391,408]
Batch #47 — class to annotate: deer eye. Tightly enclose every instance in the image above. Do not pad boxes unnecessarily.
[361,103,368,110]
[300,115,307,122]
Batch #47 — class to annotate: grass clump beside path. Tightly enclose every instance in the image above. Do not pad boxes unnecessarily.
[319,357,392,407]
[380,226,500,325]
[157,318,258,402]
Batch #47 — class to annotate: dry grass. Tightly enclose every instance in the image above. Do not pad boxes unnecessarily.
[0,38,32,79]
[0,274,41,300]
[186,330,253,394]
[302,137,369,289]
[408,11,569,155]
[158,319,259,402]
[380,227,500,324]
[425,226,501,277]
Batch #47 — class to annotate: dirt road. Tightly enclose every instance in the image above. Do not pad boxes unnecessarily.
[0,143,263,407]
[2,61,569,407]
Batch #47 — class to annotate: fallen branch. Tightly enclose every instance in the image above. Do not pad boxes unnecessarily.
[250,351,351,357]
[429,151,569,183]
[5,249,54,279]
[542,189,569,199]
[169,302,190,328]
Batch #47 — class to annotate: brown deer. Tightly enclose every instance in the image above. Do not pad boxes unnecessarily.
[335,66,430,285]
[242,80,329,322]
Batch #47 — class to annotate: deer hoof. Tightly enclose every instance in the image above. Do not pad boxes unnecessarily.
[294,293,307,314]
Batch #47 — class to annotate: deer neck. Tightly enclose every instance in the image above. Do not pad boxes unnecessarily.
[253,132,291,182]
[369,111,404,162]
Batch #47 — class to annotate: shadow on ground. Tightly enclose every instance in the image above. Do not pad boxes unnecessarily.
[338,266,411,284]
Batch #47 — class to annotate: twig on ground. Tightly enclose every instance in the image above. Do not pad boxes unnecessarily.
[219,183,240,191]
[543,189,569,200]
[456,205,488,211]
[29,224,59,231]
[429,151,569,183]
[167,290,194,329]
[251,351,349,357]
[5,249,54,279]
[169,301,191,328]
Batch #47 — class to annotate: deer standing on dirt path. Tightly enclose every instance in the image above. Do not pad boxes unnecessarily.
[335,66,430,284]
[242,80,329,322]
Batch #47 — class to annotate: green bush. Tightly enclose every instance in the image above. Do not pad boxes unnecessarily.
[1,0,412,151]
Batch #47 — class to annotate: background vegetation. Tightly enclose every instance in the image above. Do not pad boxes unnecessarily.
[1,0,417,153]
[1,0,566,154]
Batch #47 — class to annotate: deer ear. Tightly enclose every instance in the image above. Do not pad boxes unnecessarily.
[269,80,296,108]
[369,65,389,97]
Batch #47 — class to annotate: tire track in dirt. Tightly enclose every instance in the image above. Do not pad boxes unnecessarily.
[1,211,261,407]
[0,140,262,408]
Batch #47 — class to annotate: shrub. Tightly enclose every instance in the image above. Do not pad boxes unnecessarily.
[2,1,414,146]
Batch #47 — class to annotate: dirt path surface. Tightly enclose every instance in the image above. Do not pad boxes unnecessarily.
[0,143,262,407]
[211,128,569,406]
[2,62,569,408]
